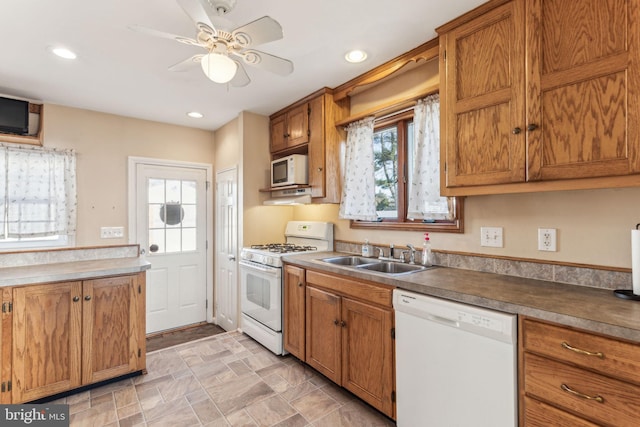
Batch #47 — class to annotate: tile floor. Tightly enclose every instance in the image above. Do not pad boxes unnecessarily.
[54,331,396,426]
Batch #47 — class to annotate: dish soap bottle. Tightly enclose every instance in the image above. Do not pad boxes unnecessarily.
[422,233,432,266]
[362,239,372,257]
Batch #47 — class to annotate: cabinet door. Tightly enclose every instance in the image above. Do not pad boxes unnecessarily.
[12,282,83,403]
[82,275,141,384]
[270,113,287,153]
[308,95,326,198]
[285,103,309,148]
[341,298,394,417]
[305,286,341,383]
[1,288,12,403]
[526,0,640,181]
[283,265,306,360]
[441,0,526,187]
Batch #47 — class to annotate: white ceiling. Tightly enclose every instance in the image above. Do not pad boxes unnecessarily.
[0,0,486,131]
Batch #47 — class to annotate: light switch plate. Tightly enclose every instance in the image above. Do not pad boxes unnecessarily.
[480,227,503,247]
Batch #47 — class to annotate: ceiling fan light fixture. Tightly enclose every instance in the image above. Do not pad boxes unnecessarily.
[201,52,238,83]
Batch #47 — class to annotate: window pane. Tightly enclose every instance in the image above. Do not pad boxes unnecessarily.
[182,181,197,204]
[373,126,398,218]
[182,228,196,251]
[148,229,165,254]
[165,229,181,253]
[166,180,181,203]
[148,179,165,204]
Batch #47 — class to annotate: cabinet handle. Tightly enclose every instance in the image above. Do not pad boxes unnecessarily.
[334,319,339,325]
[561,383,604,403]
[73,296,80,302]
[84,295,91,301]
[298,282,303,287]
[527,123,539,131]
[340,320,346,327]
[317,167,323,172]
[561,341,604,359]
[512,127,522,135]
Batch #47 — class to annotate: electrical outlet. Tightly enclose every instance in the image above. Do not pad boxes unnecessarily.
[100,226,124,239]
[538,228,557,251]
[480,227,503,247]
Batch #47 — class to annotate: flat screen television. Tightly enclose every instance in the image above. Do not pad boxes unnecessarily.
[0,96,29,135]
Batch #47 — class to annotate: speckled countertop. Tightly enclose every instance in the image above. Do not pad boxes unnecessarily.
[283,251,640,342]
[0,257,151,287]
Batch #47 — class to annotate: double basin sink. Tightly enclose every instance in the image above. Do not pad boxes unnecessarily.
[320,255,432,276]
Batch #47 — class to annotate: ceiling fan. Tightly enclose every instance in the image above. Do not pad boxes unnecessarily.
[129,0,293,87]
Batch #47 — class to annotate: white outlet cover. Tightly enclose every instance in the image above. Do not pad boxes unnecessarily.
[538,228,557,251]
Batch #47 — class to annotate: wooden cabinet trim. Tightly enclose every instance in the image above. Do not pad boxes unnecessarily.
[305,270,393,308]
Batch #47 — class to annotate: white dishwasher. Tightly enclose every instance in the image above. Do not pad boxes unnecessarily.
[394,289,517,427]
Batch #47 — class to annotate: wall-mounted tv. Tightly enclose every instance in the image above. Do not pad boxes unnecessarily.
[0,96,29,135]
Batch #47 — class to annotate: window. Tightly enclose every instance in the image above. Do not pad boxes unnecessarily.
[341,95,463,233]
[0,143,77,250]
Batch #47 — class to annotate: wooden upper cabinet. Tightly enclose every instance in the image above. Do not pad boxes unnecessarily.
[439,0,640,194]
[440,0,526,187]
[270,104,309,153]
[526,0,640,181]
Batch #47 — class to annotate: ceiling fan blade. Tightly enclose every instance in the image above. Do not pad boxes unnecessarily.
[168,54,204,72]
[176,0,217,35]
[232,16,283,48]
[234,50,293,76]
[230,62,250,87]
[127,25,202,47]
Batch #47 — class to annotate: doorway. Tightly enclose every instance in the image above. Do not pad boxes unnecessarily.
[128,157,213,334]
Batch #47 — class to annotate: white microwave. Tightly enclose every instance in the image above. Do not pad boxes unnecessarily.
[271,154,308,187]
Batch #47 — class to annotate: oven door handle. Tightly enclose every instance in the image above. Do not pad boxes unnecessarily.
[239,260,281,276]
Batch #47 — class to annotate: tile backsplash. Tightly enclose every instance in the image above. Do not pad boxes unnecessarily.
[0,245,140,269]
[335,241,631,291]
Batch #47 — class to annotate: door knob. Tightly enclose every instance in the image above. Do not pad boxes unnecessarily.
[149,244,159,253]
[228,254,236,261]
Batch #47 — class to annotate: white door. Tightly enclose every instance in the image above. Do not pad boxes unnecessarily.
[215,167,238,331]
[135,163,208,333]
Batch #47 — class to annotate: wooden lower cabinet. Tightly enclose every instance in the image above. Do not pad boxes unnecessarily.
[295,269,395,418]
[521,317,640,426]
[0,288,12,403]
[11,273,145,403]
[283,265,306,360]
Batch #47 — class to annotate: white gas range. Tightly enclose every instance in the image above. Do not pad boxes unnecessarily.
[239,221,333,355]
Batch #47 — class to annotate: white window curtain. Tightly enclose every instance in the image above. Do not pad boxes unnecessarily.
[1,143,77,238]
[407,94,454,220]
[339,117,378,221]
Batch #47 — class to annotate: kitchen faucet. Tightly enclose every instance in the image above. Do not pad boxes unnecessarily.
[406,244,416,264]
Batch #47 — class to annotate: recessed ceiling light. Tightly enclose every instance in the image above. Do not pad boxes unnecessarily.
[51,47,77,60]
[345,49,367,63]
[187,111,204,119]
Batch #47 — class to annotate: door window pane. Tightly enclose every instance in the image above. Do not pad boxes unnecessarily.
[147,178,198,253]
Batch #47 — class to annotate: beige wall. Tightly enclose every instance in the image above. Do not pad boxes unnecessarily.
[291,60,639,270]
[213,112,292,247]
[43,104,215,247]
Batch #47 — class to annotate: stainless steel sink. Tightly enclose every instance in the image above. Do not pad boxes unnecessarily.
[356,261,428,275]
[320,256,382,266]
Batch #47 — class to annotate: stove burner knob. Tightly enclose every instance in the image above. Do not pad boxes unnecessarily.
[266,256,274,265]
[244,252,253,261]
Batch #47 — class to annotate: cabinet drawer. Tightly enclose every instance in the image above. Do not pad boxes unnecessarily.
[524,353,640,427]
[524,396,599,427]
[522,319,640,384]
[306,270,392,307]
